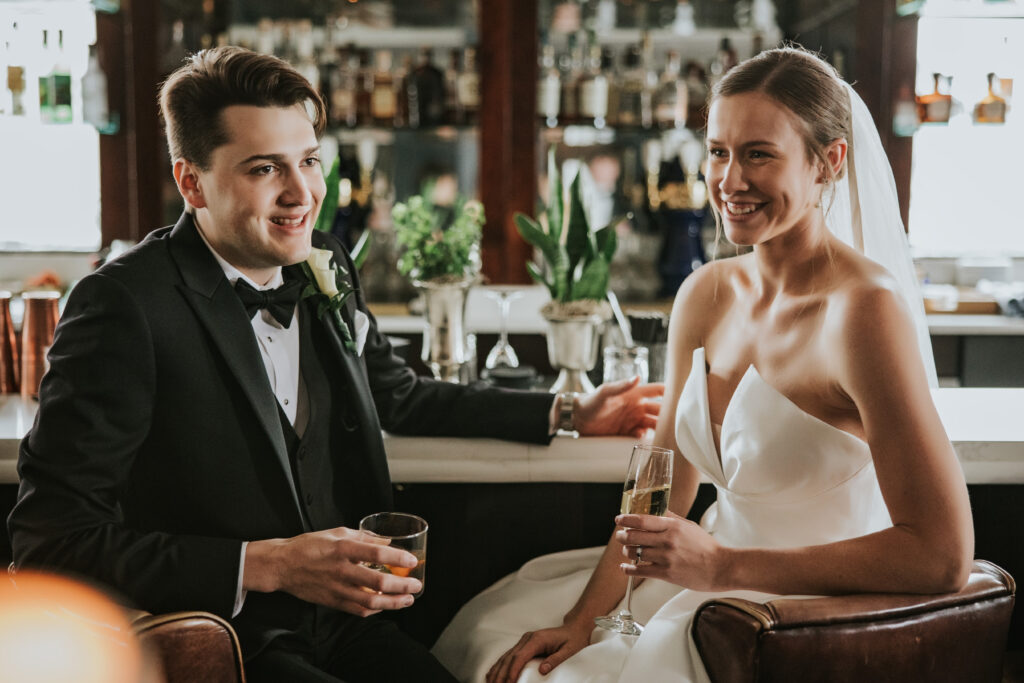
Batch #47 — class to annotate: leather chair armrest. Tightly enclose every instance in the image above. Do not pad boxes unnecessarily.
[131,610,246,683]
[693,560,1016,683]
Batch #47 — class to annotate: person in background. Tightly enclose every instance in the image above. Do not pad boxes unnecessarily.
[8,46,662,683]
[433,46,972,683]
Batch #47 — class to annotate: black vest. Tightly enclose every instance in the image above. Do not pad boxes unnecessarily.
[276,304,363,531]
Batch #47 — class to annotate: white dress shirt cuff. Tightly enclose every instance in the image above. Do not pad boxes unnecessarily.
[232,542,248,618]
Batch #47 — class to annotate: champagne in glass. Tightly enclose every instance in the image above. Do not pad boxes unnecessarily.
[595,443,673,635]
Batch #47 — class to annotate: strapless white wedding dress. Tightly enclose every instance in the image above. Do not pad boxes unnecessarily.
[433,347,892,682]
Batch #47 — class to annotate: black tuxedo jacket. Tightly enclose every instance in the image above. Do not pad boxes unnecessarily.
[8,213,554,654]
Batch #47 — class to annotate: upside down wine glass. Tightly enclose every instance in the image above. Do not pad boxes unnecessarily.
[594,443,673,635]
[483,287,524,370]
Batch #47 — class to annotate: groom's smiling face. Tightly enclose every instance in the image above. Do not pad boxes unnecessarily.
[178,104,326,285]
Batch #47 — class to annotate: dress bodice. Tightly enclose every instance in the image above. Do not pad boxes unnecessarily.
[675,348,891,548]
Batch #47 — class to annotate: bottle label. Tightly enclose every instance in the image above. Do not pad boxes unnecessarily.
[538,76,560,118]
[579,77,608,118]
[457,74,479,107]
[372,88,396,119]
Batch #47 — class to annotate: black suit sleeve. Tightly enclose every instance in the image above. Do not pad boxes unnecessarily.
[328,240,556,444]
[7,272,242,617]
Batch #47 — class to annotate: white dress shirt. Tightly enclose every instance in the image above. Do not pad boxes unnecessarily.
[197,229,304,617]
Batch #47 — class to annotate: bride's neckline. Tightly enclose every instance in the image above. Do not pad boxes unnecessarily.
[695,348,865,463]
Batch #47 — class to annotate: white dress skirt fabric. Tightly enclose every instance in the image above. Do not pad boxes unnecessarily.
[433,347,892,682]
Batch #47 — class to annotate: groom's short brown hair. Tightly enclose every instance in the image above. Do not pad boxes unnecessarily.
[159,46,326,170]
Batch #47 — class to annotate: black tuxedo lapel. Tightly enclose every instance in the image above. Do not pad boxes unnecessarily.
[167,214,308,528]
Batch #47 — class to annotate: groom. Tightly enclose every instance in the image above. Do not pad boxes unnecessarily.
[8,47,660,682]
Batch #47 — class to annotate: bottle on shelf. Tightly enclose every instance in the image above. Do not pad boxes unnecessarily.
[81,44,109,130]
[708,36,738,87]
[444,49,460,125]
[682,60,708,130]
[916,73,952,124]
[973,72,1007,124]
[559,31,585,126]
[601,47,619,128]
[617,43,644,128]
[5,23,26,117]
[654,50,688,130]
[393,53,412,128]
[162,20,190,76]
[537,42,561,128]
[410,47,445,127]
[255,17,275,55]
[455,47,479,126]
[370,50,397,127]
[293,20,320,91]
[578,42,609,129]
[356,49,373,126]
[37,29,53,123]
[639,32,657,129]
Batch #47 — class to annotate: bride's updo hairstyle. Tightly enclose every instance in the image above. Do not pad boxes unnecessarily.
[710,46,851,185]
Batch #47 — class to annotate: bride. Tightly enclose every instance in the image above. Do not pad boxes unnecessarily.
[432,47,974,683]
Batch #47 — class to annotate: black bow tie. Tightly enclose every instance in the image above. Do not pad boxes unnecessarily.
[234,278,303,328]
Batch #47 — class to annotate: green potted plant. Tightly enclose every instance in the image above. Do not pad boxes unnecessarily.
[392,193,485,383]
[514,149,618,393]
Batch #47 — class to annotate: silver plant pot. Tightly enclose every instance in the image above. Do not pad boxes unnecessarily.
[544,315,604,394]
[416,278,474,383]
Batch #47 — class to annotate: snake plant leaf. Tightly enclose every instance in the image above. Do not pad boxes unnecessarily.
[515,212,559,264]
[350,229,373,270]
[572,257,610,301]
[595,221,620,265]
[525,261,556,297]
[564,172,590,287]
[314,157,340,233]
[546,146,563,244]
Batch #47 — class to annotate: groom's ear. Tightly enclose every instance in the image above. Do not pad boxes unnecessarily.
[821,138,848,182]
[174,158,208,211]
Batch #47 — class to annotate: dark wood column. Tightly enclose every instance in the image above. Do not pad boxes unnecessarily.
[478,0,538,284]
[98,0,162,246]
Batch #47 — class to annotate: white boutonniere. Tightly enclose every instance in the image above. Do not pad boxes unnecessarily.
[302,247,357,352]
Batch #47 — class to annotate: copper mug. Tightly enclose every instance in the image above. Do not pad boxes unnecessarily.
[20,291,61,400]
[0,291,18,394]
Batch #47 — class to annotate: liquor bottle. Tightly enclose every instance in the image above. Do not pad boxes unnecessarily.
[356,49,373,126]
[162,20,190,76]
[38,30,53,123]
[654,50,687,130]
[639,32,657,129]
[444,49,460,125]
[916,73,951,124]
[5,27,25,117]
[255,17,275,55]
[81,44,109,130]
[537,43,560,128]
[293,20,320,92]
[44,29,72,124]
[371,50,397,127]
[617,44,644,127]
[395,53,413,128]
[578,43,609,129]
[410,47,445,127]
[708,37,738,87]
[684,60,708,130]
[328,47,360,128]
[455,47,479,125]
[973,73,1006,124]
[560,32,585,126]
[601,47,619,127]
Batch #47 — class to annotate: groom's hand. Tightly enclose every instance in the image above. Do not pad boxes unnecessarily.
[574,377,663,438]
[244,527,421,617]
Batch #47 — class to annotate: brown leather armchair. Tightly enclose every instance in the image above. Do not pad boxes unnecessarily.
[692,560,1015,682]
[130,610,247,683]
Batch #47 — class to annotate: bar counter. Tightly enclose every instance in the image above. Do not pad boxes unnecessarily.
[2,388,1023,485]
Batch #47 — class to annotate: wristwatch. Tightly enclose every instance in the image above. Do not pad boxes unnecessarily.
[557,392,578,434]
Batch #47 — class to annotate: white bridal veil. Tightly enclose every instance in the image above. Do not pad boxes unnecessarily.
[824,82,939,387]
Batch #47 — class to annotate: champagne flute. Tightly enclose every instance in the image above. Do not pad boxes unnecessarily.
[595,443,673,635]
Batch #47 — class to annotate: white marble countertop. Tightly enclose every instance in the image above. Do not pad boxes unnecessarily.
[2,389,1023,485]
